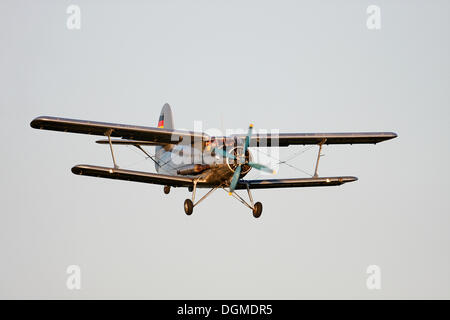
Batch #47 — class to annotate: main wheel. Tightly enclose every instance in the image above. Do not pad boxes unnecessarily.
[252,202,263,218]
[184,199,194,215]
[164,185,171,194]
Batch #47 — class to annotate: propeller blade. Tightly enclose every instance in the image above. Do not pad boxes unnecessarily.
[243,124,253,155]
[213,147,236,160]
[229,165,242,194]
[248,162,276,174]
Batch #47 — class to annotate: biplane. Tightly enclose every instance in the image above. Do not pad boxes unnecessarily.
[30,103,397,218]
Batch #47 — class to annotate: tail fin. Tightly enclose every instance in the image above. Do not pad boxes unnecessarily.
[157,103,174,129]
[155,103,174,173]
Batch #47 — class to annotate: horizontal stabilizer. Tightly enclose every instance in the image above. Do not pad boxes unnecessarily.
[95,139,167,146]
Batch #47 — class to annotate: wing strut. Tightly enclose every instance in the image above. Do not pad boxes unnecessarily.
[313,139,327,177]
[106,130,119,169]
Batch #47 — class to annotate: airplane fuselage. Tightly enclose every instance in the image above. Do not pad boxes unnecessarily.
[155,141,251,187]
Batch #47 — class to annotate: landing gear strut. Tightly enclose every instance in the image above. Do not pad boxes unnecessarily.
[226,184,263,218]
[183,179,219,216]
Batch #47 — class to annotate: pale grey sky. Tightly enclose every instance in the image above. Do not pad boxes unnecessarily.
[0,0,449,299]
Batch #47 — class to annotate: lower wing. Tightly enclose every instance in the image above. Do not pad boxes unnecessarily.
[71,165,194,187]
[235,176,357,189]
[72,165,357,190]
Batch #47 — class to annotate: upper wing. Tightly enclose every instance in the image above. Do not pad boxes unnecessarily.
[233,132,397,147]
[72,164,195,187]
[235,176,357,189]
[30,116,208,145]
[31,116,397,146]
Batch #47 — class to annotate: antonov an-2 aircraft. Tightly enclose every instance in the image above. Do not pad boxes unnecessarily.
[30,103,397,218]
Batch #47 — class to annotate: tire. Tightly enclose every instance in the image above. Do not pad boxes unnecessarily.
[164,185,171,194]
[184,199,194,215]
[252,202,263,218]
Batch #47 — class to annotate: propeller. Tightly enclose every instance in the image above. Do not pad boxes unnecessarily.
[213,124,275,194]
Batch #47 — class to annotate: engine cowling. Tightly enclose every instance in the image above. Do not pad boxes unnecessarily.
[226,146,252,175]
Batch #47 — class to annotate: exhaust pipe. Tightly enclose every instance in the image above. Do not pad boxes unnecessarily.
[177,164,210,176]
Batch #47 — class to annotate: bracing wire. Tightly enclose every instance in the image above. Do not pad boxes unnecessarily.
[253,146,315,177]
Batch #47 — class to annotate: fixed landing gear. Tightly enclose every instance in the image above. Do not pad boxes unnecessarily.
[182,180,263,218]
[163,185,171,194]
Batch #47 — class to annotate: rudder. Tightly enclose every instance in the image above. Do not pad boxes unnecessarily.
[157,103,174,129]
